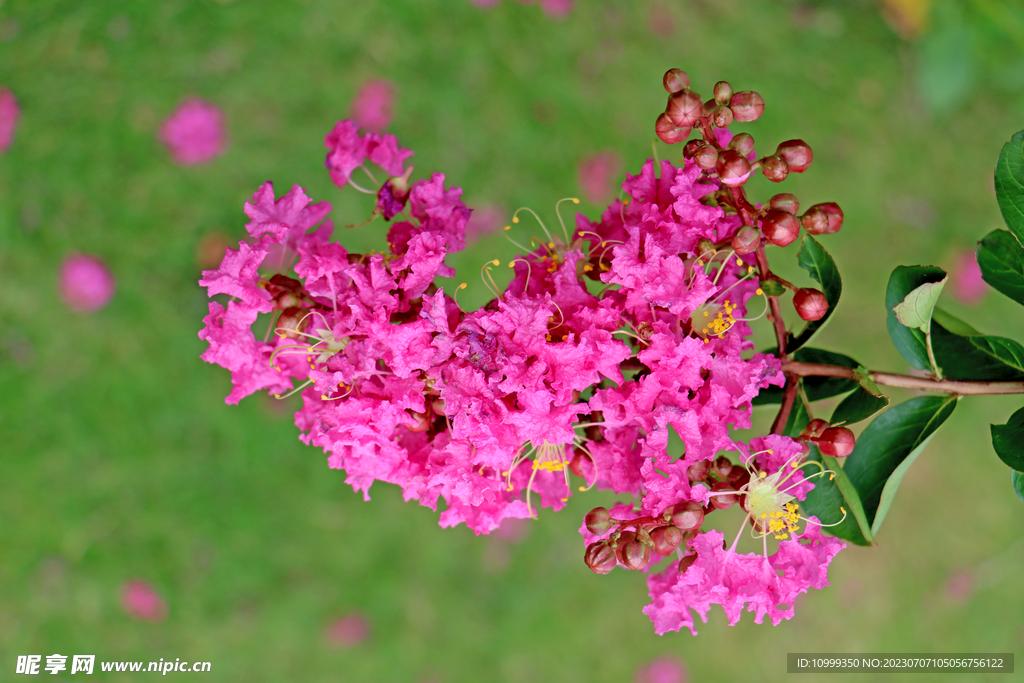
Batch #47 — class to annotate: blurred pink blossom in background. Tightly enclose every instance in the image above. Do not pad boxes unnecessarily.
[945,569,974,604]
[59,254,115,312]
[634,656,687,683]
[949,249,987,305]
[159,98,227,166]
[577,150,622,205]
[120,580,167,622]
[0,87,19,153]
[351,80,396,132]
[465,203,506,242]
[324,613,370,647]
[473,0,572,17]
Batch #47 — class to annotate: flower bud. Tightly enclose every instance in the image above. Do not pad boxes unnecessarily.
[693,144,719,171]
[716,149,751,187]
[818,426,856,457]
[663,68,690,94]
[776,139,813,173]
[731,225,760,255]
[710,104,734,129]
[769,193,800,215]
[619,537,652,571]
[761,209,800,247]
[584,541,617,574]
[584,507,612,536]
[695,238,716,258]
[709,481,737,509]
[668,501,704,531]
[793,288,828,321]
[655,112,691,145]
[760,154,789,183]
[713,456,732,478]
[666,89,704,128]
[801,207,829,235]
[713,80,733,105]
[682,139,704,160]
[686,459,710,482]
[568,448,593,478]
[802,418,829,439]
[728,132,755,158]
[728,464,750,490]
[678,552,698,574]
[728,91,764,122]
[650,525,684,555]
[809,202,844,234]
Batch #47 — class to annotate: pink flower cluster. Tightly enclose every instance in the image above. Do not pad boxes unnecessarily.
[199,121,844,633]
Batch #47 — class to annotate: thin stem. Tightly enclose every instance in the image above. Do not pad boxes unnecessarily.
[771,376,799,434]
[781,361,1024,395]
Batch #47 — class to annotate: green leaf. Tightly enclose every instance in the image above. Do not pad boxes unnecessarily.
[995,129,1024,245]
[800,445,874,546]
[931,306,982,336]
[977,229,1024,307]
[1012,470,1024,502]
[789,235,842,353]
[969,336,1024,374]
[852,365,884,397]
[931,326,1024,381]
[842,396,958,537]
[753,348,859,405]
[991,406,1024,471]
[831,387,889,426]
[885,266,947,371]
[892,278,947,331]
[759,279,786,297]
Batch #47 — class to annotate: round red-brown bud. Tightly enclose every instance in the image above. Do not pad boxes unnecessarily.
[802,418,829,439]
[678,552,698,574]
[713,456,733,478]
[710,104,734,129]
[769,193,800,215]
[666,89,704,128]
[818,426,856,458]
[776,139,813,173]
[809,202,844,234]
[668,501,704,531]
[663,68,690,94]
[569,449,593,479]
[728,464,750,490]
[655,112,691,145]
[761,209,800,247]
[713,80,733,105]
[584,541,617,574]
[682,139,704,160]
[801,207,829,235]
[709,481,738,509]
[618,537,651,571]
[793,288,828,321]
[584,507,612,536]
[686,458,710,482]
[728,91,764,122]
[731,225,760,255]
[728,132,755,158]
[650,525,685,555]
[760,154,789,183]
[716,149,751,187]
[693,144,719,171]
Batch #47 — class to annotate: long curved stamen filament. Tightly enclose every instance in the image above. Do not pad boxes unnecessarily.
[512,207,555,245]
[262,310,280,344]
[554,197,580,244]
[347,178,376,195]
[612,329,643,342]
[452,282,468,312]
[618,195,630,224]
[274,378,313,400]
[502,226,534,254]
[509,258,532,286]
[711,250,738,286]
[480,259,503,300]
[359,164,380,187]
[320,383,353,401]
[573,442,600,492]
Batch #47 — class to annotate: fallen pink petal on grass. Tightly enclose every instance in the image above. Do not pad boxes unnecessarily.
[59,254,115,312]
[325,613,370,647]
[351,80,396,132]
[120,580,167,622]
[0,87,19,153]
[159,98,227,166]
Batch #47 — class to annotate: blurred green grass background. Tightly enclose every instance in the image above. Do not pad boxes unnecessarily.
[2,0,1023,681]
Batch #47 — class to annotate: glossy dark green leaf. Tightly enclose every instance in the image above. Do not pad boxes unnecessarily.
[931,306,981,336]
[885,266,947,371]
[995,129,1024,245]
[760,279,786,297]
[789,235,842,353]
[753,348,859,405]
[991,406,1024,471]
[843,396,958,536]
[799,445,873,546]
[977,229,1024,307]
[892,278,946,331]
[852,365,884,397]
[831,387,889,426]
[931,326,1024,381]
[1012,470,1024,502]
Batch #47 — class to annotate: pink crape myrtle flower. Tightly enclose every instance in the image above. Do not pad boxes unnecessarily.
[159,98,227,166]
[577,150,622,205]
[59,254,115,312]
[950,249,987,305]
[351,79,396,132]
[0,88,19,153]
[120,580,167,622]
[635,657,687,683]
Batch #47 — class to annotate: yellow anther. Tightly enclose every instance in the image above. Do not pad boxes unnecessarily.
[491,259,500,266]
[761,512,768,518]
[759,471,767,478]
[572,198,580,204]
[504,225,512,231]
[736,258,743,266]
[840,507,846,515]
[755,288,763,295]
[512,217,520,223]
[703,311,709,317]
